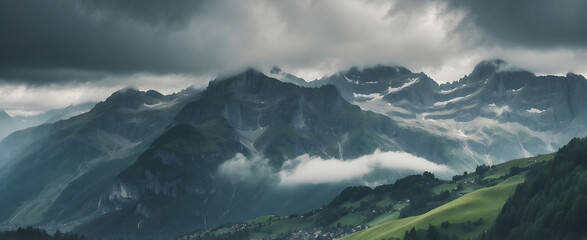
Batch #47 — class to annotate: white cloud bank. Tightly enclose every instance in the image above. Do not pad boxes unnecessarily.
[0,73,207,116]
[278,149,450,185]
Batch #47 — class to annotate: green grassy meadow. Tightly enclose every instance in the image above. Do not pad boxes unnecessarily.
[341,174,525,240]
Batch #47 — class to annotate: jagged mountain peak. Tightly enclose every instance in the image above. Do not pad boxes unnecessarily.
[346,65,412,74]
[177,68,344,128]
[93,88,166,111]
[206,68,293,95]
[566,72,587,80]
[312,65,440,110]
[207,68,338,98]
[439,60,533,90]
[270,66,282,74]
[0,109,11,119]
[468,59,537,81]
[467,59,508,80]
[110,87,164,98]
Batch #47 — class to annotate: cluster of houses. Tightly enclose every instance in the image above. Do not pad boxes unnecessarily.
[286,225,370,240]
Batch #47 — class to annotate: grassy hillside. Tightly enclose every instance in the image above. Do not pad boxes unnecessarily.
[341,153,553,240]
[344,138,587,240]
[341,174,524,240]
[177,153,553,240]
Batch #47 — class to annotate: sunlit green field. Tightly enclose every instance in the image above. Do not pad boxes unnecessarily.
[341,174,525,240]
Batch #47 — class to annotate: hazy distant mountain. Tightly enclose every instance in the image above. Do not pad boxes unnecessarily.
[0,102,97,141]
[43,102,98,124]
[0,110,16,141]
[0,87,201,234]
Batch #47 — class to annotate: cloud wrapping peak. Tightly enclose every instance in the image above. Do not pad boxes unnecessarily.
[217,150,450,186]
[1,0,586,113]
[0,73,206,115]
[2,0,586,85]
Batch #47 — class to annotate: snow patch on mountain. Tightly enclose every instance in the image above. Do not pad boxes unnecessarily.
[387,77,419,93]
[457,129,468,138]
[440,88,458,94]
[507,87,523,93]
[352,98,413,116]
[434,93,474,106]
[143,98,179,110]
[344,75,360,84]
[353,93,384,102]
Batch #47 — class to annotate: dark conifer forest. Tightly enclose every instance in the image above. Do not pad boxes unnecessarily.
[493,137,587,240]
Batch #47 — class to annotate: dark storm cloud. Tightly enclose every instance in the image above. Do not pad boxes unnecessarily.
[81,0,204,28]
[0,0,205,84]
[444,0,587,48]
[1,0,586,114]
[1,0,586,86]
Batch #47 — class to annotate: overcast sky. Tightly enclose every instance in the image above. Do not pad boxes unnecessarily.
[1,0,586,116]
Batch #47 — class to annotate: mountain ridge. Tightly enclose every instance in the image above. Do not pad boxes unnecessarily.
[0,60,585,240]
[0,102,98,141]
[0,87,202,234]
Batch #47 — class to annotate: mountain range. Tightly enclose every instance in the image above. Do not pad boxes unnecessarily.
[0,102,97,141]
[288,59,587,166]
[0,60,585,239]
